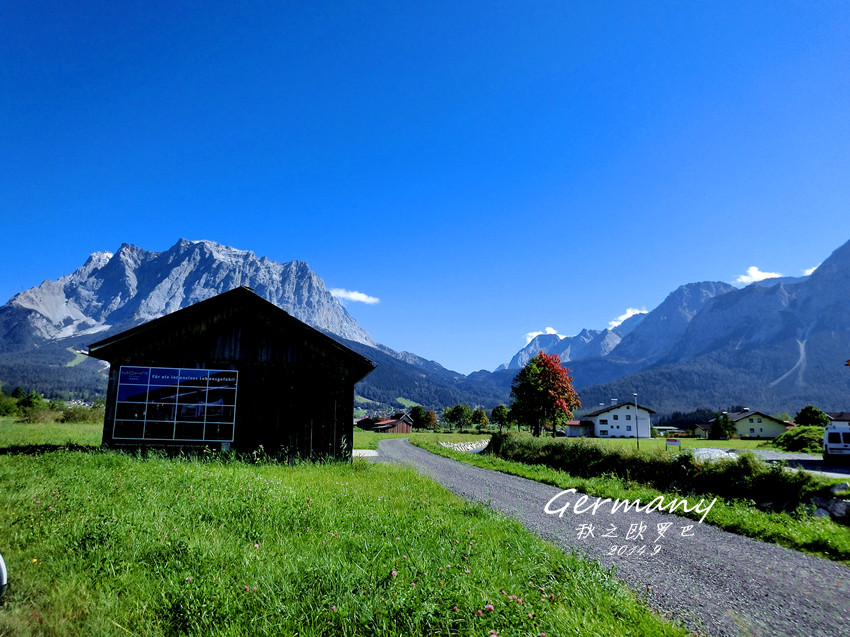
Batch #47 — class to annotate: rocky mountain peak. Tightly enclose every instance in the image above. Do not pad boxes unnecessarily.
[0,239,376,352]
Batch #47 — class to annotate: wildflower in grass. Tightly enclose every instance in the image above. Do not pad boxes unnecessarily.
[391,570,397,577]
[331,606,337,611]
[500,589,506,595]
[410,582,416,587]
[476,609,483,616]
[244,586,250,591]
[254,543,259,548]
[453,606,458,612]
[485,604,494,611]
[185,577,193,582]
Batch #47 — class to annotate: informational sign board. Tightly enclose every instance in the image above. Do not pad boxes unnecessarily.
[113,366,238,442]
[666,438,681,447]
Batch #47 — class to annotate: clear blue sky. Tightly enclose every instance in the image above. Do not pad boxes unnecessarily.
[3,2,850,374]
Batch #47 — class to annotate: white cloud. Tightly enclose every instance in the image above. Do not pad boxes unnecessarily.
[735,266,782,285]
[525,327,566,344]
[330,288,380,304]
[608,307,648,329]
[803,263,820,276]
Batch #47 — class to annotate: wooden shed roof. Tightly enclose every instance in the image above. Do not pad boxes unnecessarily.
[87,286,375,381]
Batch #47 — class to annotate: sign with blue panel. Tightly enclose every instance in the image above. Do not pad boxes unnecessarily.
[114,366,238,442]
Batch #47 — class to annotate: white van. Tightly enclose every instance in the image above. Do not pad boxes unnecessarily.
[823,422,850,463]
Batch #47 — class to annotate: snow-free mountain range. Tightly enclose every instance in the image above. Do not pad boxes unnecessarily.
[2,237,850,415]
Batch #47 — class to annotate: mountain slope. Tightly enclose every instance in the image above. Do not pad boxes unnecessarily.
[574,241,850,413]
[0,239,501,409]
[0,239,375,351]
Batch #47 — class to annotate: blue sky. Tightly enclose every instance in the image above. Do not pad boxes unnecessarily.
[3,2,850,374]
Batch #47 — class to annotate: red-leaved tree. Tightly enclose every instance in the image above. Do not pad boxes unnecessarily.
[510,351,581,437]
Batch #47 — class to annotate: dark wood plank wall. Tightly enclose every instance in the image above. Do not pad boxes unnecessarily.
[99,303,364,459]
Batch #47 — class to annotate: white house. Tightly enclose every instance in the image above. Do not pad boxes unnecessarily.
[827,412,850,426]
[582,399,654,439]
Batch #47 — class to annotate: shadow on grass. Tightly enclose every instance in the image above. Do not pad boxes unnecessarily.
[0,443,102,455]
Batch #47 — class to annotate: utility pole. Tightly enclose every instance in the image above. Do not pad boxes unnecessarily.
[633,393,639,450]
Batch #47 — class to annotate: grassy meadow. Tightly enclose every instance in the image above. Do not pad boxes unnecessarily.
[0,417,102,448]
[0,422,691,636]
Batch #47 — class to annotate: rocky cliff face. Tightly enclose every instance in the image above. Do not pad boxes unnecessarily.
[0,239,376,351]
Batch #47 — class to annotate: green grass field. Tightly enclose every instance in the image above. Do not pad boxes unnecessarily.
[0,443,688,636]
[353,430,490,450]
[0,417,102,447]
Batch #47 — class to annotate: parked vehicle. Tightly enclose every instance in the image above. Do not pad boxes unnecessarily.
[823,422,850,463]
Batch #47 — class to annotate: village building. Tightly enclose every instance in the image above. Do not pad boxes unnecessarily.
[582,399,654,438]
[88,287,374,459]
[561,420,595,437]
[370,414,413,434]
[827,412,850,426]
[727,409,789,439]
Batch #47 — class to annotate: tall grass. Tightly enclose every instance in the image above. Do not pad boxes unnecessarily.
[488,433,831,512]
[412,439,850,563]
[352,430,489,450]
[0,417,102,448]
[0,450,687,636]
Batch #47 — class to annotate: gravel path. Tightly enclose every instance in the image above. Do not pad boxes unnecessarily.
[377,438,850,637]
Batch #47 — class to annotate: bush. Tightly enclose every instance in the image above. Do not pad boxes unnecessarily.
[487,432,830,513]
[17,405,54,424]
[0,394,18,416]
[772,426,823,454]
[61,405,102,423]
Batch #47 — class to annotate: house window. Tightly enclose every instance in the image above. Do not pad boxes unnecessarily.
[626,425,632,431]
[613,415,619,420]
[749,418,754,423]
[757,418,762,423]
[600,419,608,425]
[626,415,632,421]
[759,428,763,432]
[600,430,608,436]
[749,428,755,433]
[616,425,620,429]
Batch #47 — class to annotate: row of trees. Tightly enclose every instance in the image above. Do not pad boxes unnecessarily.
[406,352,582,437]
[0,386,105,423]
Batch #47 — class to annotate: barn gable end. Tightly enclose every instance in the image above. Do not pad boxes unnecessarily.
[88,287,375,459]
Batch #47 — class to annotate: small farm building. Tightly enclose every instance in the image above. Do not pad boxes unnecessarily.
[371,414,413,433]
[88,287,375,459]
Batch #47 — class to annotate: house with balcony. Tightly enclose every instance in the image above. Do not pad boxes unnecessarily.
[582,399,654,438]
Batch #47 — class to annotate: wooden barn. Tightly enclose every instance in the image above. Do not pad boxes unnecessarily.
[87,287,375,459]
